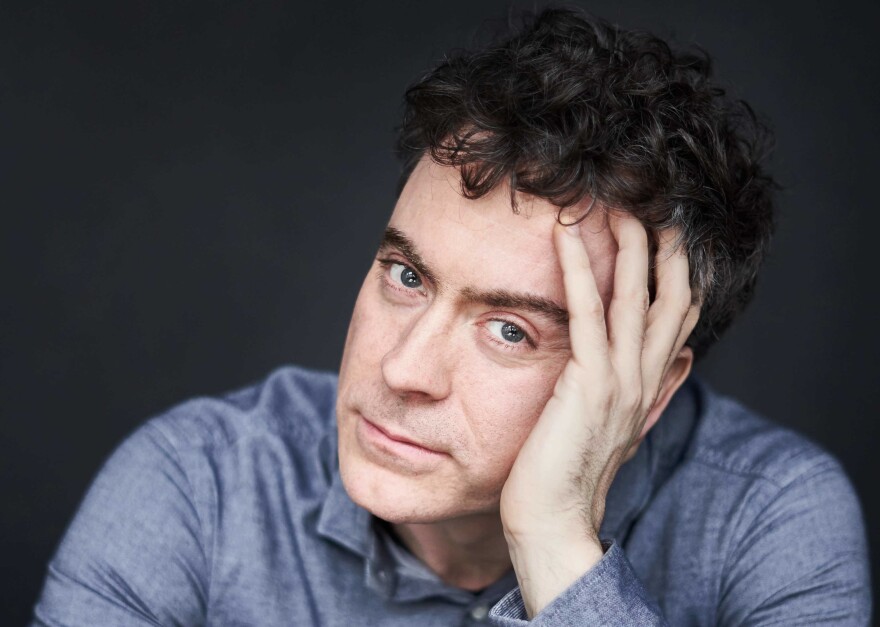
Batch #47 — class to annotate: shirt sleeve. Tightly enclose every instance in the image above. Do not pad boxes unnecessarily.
[489,459,871,626]
[488,542,667,626]
[31,420,208,627]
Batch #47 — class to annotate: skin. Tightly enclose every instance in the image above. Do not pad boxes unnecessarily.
[336,158,698,614]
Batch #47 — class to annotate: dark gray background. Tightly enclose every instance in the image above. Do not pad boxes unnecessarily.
[2,0,877,622]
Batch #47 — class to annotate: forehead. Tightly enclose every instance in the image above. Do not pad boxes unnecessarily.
[389,159,617,306]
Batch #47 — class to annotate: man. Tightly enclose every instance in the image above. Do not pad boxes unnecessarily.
[32,8,870,626]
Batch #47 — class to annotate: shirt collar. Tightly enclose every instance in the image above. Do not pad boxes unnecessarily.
[316,468,375,561]
[600,377,700,542]
[316,470,517,605]
[317,377,700,596]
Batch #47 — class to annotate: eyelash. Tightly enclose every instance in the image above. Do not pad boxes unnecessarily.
[482,319,537,351]
[376,257,426,299]
[375,255,537,351]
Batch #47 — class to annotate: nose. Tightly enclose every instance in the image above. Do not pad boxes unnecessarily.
[381,304,454,401]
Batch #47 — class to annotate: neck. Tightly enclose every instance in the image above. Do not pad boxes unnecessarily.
[391,512,513,591]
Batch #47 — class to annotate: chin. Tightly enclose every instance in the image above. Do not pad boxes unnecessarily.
[339,453,443,523]
[339,453,503,526]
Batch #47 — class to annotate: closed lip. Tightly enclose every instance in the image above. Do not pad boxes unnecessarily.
[360,414,446,456]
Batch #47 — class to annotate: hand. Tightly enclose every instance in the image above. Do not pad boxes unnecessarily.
[499,213,700,617]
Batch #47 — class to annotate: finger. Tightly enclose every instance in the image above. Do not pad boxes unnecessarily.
[552,221,609,367]
[671,296,701,360]
[642,228,695,394]
[606,213,650,381]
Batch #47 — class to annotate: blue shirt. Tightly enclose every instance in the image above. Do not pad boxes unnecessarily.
[32,366,871,625]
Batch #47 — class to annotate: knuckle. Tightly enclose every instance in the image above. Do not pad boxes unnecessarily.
[680,288,694,313]
[584,298,605,319]
[668,282,689,305]
[628,391,644,415]
[685,306,701,330]
[597,395,615,417]
[632,288,650,311]
[641,391,658,415]
[613,383,642,416]
[626,286,650,307]
[595,371,616,399]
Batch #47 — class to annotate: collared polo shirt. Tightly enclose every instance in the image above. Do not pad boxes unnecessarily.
[31,366,871,625]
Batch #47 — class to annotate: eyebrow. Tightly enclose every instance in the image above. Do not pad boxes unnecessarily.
[460,287,569,328]
[378,227,569,330]
[379,227,438,285]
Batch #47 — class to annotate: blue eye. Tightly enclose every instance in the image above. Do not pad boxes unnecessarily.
[391,263,422,288]
[487,320,526,343]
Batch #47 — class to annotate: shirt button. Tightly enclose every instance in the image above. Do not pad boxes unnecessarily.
[376,568,389,583]
[469,604,489,621]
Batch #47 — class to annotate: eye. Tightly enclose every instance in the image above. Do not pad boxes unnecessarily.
[486,319,527,344]
[390,262,422,289]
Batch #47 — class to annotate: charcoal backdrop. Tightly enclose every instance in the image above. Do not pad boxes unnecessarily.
[2,0,878,622]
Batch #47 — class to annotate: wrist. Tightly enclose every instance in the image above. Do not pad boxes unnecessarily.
[500,503,601,547]
[504,519,603,560]
[503,518,597,549]
[499,485,606,545]
[506,532,605,618]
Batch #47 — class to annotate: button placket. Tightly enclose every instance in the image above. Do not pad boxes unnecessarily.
[469,603,489,621]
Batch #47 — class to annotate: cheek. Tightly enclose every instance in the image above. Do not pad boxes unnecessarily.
[458,356,566,480]
[340,279,394,374]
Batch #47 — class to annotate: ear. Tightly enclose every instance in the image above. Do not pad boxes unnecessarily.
[625,346,694,459]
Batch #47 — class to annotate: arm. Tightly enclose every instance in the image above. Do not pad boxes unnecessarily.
[491,541,666,625]
[31,421,208,626]
[492,462,871,625]
[496,214,696,623]
[492,214,871,625]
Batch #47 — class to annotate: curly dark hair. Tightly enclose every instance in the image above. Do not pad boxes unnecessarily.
[395,8,776,358]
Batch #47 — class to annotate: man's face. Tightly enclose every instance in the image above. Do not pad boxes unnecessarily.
[336,159,616,523]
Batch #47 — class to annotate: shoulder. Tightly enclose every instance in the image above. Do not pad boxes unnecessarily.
[685,379,844,491]
[679,380,870,623]
[146,364,339,458]
[650,379,864,550]
[33,365,341,625]
[66,363,340,534]
[679,379,865,545]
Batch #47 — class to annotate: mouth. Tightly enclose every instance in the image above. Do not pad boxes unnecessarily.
[355,413,447,468]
